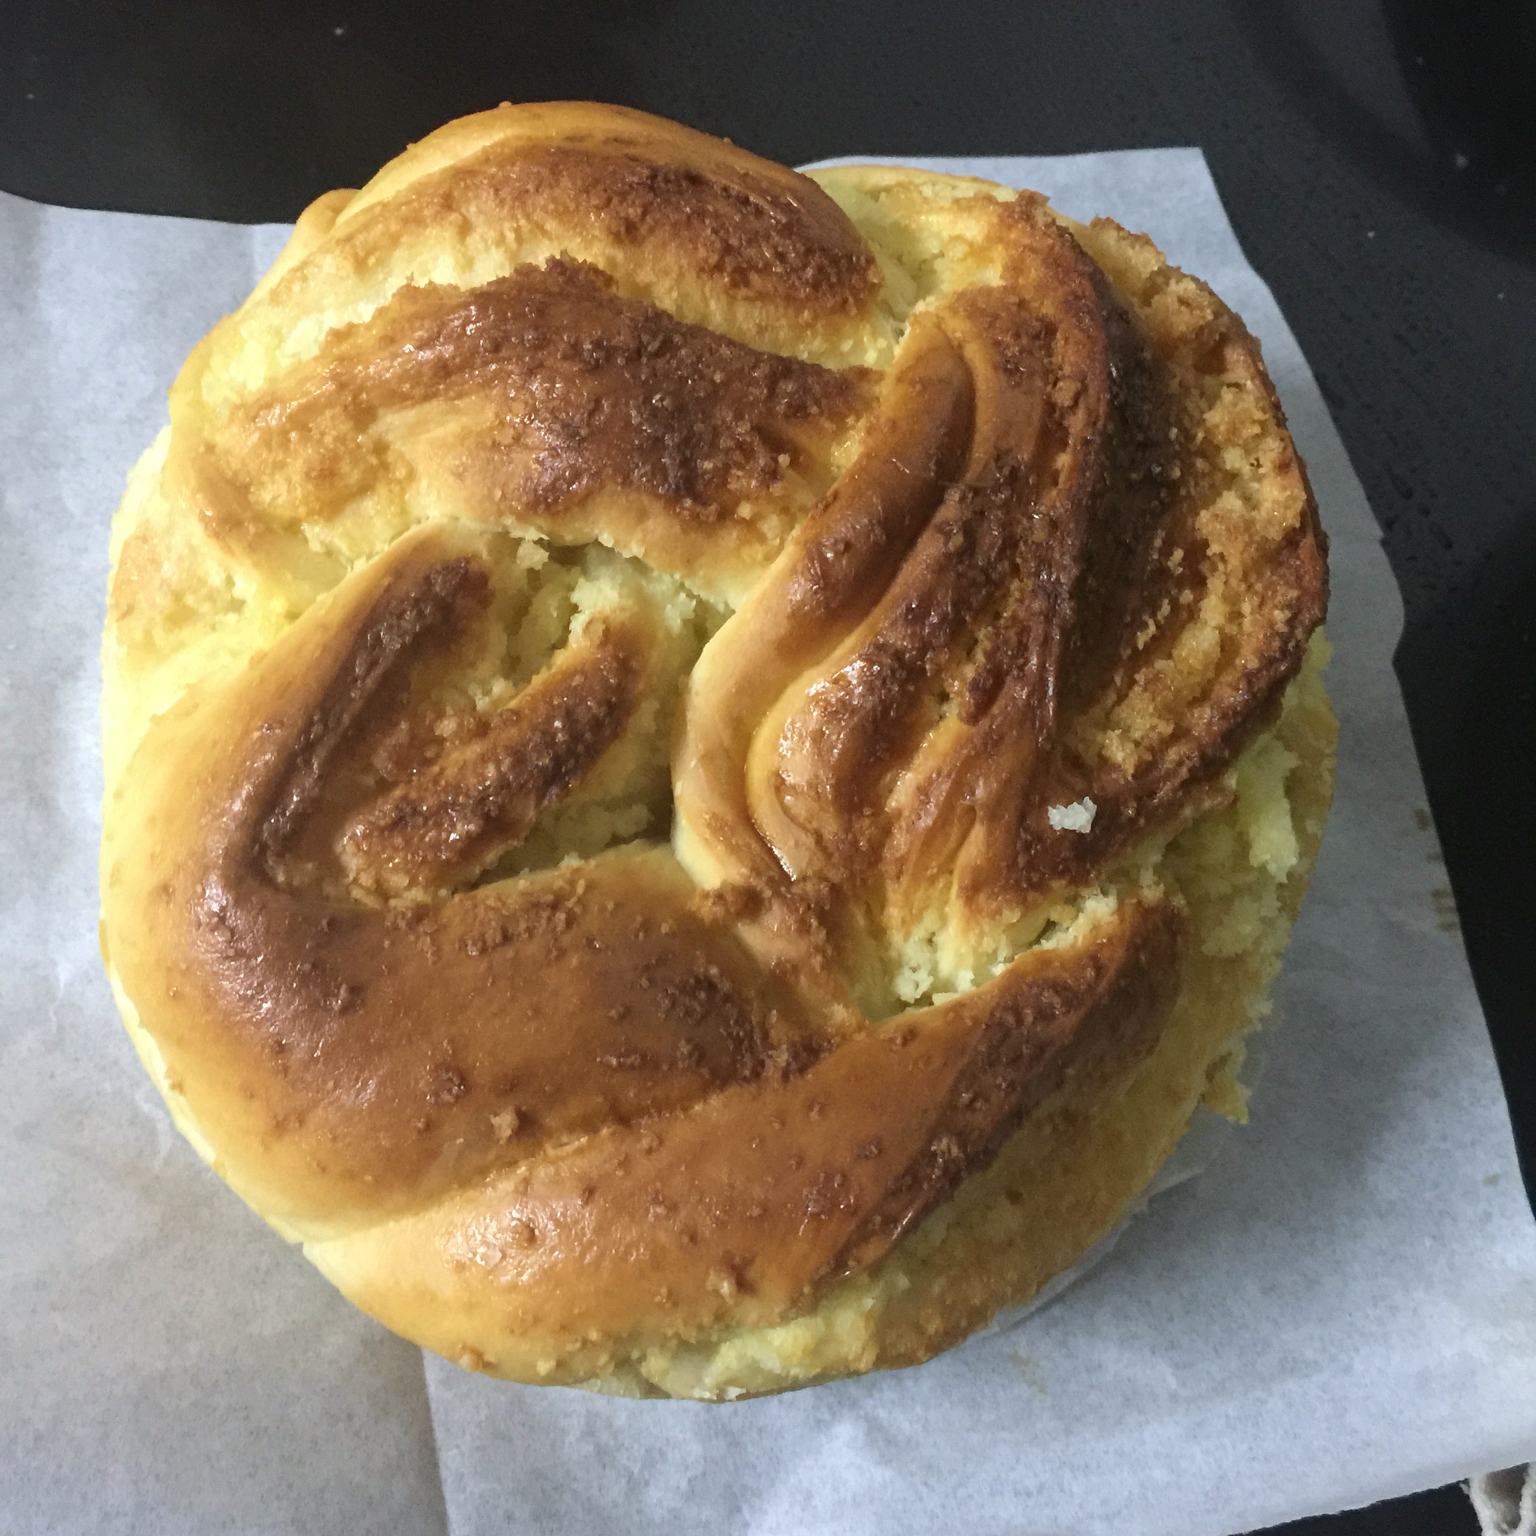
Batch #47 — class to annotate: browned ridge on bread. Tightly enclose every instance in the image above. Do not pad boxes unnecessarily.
[100,102,1332,1397]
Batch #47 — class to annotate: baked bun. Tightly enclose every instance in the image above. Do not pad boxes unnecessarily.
[100,103,1333,1399]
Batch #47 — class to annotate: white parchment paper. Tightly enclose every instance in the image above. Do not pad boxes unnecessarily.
[2,149,1532,1536]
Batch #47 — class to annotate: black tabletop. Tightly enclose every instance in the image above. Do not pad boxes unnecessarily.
[5,3,1530,1532]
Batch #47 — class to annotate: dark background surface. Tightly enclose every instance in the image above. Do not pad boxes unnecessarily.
[3,2,1530,1531]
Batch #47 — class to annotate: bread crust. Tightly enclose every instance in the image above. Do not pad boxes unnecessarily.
[100,106,1333,1398]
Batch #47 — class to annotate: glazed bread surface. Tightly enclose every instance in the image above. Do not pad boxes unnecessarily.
[100,103,1333,1399]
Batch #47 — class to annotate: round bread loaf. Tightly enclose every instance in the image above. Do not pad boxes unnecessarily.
[100,102,1334,1399]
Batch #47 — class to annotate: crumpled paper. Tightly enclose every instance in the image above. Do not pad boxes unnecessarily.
[1,148,1532,1536]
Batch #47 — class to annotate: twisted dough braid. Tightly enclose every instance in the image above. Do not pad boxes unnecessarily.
[100,104,1331,1397]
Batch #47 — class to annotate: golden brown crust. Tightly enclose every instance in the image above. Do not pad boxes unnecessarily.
[100,105,1331,1395]
[180,259,875,590]
[301,895,1183,1382]
[332,107,885,319]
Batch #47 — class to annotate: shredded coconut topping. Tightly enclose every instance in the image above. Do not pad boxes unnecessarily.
[1047,798,1097,833]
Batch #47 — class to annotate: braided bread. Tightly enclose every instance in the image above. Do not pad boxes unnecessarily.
[100,103,1333,1399]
